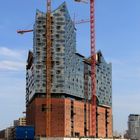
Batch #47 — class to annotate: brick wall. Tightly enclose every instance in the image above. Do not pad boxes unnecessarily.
[26,98,113,138]
[97,106,106,137]
[97,106,113,138]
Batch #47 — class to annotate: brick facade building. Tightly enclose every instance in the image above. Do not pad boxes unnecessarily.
[26,2,113,138]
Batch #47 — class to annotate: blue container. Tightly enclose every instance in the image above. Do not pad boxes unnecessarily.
[15,126,34,140]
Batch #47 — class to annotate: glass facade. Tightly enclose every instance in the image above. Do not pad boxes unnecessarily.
[26,2,112,108]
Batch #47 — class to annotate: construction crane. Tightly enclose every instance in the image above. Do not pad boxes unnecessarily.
[17,19,90,35]
[75,0,96,137]
[90,0,96,136]
[44,0,96,137]
[45,0,52,137]
[89,0,96,137]
[17,0,96,137]
[46,1,96,137]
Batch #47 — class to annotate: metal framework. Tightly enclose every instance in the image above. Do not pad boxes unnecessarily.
[90,0,96,137]
[17,21,90,35]
[75,0,97,137]
[17,29,33,34]
[17,0,97,137]
[46,0,52,137]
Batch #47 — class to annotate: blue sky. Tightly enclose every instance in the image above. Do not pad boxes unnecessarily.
[0,0,140,134]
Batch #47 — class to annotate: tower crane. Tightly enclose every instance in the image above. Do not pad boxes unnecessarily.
[17,19,90,35]
[46,0,52,137]
[46,0,97,137]
[75,0,96,137]
[17,0,96,137]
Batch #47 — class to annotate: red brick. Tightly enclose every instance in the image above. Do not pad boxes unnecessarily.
[26,98,113,138]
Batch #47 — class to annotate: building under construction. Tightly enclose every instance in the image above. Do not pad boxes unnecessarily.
[26,2,112,138]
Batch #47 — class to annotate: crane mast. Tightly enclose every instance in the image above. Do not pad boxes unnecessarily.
[45,0,97,137]
[90,0,96,137]
[17,0,97,137]
[46,0,52,137]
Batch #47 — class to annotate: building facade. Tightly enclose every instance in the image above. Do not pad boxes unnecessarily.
[26,2,112,138]
[0,127,14,140]
[14,117,26,127]
[84,51,112,106]
[128,114,140,140]
[26,2,85,104]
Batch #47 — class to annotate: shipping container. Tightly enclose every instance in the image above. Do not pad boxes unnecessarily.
[14,126,34,140]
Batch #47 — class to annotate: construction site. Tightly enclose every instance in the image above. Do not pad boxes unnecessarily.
[18,0,113,139]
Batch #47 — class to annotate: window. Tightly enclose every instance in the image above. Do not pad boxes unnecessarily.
[56,70,61,74]
[42,104,46,112]
[56,61,60,65]
[56,48,61,52]
[56,34,59,38]
[57,26,61,30]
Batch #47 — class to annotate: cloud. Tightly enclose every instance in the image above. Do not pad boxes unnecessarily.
[0,47,24,58]
[0,47,27,71]
[0,60,25,71]
[0,48,26,129]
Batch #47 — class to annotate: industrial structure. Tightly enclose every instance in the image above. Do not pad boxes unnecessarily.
[128,114,140,140]
[25,1,113,138]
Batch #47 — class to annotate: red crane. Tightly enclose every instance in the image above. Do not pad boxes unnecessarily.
[90,0,96,137]
[17,19,90,35]
[75,0,96,137]
[46,0,97,136]
[17,0,96,137]
[46,0,52,137]
[46,0,96,137]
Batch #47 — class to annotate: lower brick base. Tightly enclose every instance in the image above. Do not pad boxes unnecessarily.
[26,97,112,138]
